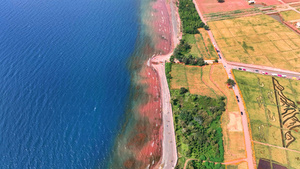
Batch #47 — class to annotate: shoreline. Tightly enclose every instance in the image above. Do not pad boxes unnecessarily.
[149,0,182,168]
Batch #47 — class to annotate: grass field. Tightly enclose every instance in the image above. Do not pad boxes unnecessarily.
[280,10,300,21]
[169,63,246,165]
[170,64,218,97]
[209,14,300,72]
[183,32,218,60]
[183,31,218,60]
[210,64,246,162]
[233,70,300,168]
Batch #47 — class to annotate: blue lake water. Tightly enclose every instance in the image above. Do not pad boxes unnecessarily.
[0,0,139,168]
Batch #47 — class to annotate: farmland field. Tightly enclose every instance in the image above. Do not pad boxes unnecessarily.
[280,10,300,21]
[194,0,253,15]
[209,14,300,72]
[210,64,246,162]
[233,70,300,168]
[183,32,218,60]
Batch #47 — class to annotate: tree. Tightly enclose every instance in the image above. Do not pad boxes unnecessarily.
[204,25,210,30]
[180,87,188,94]
[170,55,175,63]
[226,79,236,87]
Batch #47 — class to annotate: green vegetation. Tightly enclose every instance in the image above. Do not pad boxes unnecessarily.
[170,39,206,66]
[178,0,205,34]
[241,41,254,53]
[165,62,172,87]
[172,88,225,168]
[226,79,236,88]
[166,63,225,168]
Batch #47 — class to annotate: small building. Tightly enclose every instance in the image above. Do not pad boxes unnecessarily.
[296,22,300,28]
[248,0,255,4]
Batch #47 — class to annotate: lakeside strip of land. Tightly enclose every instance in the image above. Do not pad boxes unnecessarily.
[149,0,182,168]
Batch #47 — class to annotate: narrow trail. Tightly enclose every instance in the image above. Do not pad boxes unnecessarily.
[183,159,198,169]
[253,140,300,154]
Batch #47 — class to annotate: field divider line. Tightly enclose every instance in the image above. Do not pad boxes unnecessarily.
[231,69,257,168]
[201,66,218,98]
[253,140,300,154]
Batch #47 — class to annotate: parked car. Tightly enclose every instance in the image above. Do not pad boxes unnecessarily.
[241,112,243,115]
[255,70,259,73]
[278,74,282,77]
[272,73,277,76]
[282,75,286,78]
[238,68,242,70]
[242,69,246,71]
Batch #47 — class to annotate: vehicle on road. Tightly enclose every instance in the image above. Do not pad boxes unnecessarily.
[255,70,259,73]
[237,99,240,102]
[242,68,246,71]
[236,96,239,99]
[218,54,221,59]
[241,112,243,115]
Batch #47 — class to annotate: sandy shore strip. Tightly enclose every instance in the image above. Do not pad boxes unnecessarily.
[150,0,182,168]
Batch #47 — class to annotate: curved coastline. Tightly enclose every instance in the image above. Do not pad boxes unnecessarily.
[150,0,182,168]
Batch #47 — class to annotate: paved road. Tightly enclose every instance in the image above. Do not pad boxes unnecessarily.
[193,0,255,168]
[152,55,177,169]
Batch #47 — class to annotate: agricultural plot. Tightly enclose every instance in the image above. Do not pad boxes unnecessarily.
[210,64,246,162]
[209,14,300,72]
[183,33,218,60]
[280,10,300,21]
[198,28,219,60]
[233,70,300,169]
[168,63,246,167]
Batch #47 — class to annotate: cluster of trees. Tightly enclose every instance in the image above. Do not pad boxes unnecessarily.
[171,88,226,164]
[178,0,207,34]
[165,62,172,87]
[191,160,224,169]
[170,39,206,66]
